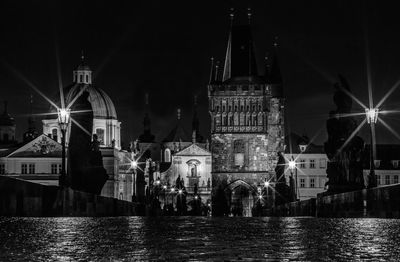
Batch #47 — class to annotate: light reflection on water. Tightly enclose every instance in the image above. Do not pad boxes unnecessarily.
[0,217,399,261]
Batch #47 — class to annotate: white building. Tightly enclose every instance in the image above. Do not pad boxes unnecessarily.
[284,133,328,200]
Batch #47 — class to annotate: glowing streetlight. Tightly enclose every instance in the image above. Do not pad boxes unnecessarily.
[178,189,183,195]
[57,108,71,187]
[194,195,198,200]
[288,159,296,171]
[170,188,175,193]
[264,181,270,187]
[130,160,138,169]
[365,108,379,124]
[163,185,167,190]
[258,194,263,200]
[365,107,379,188]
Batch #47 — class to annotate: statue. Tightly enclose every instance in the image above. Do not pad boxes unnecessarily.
[67,90,108,195]
[324,75,365,194]
[274,151,291,205]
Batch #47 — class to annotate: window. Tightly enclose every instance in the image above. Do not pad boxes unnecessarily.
[385,175,390,185]
[0,164,5,174]
[96,128,105,145]
[310,178,315,188]
[52,128,58,141]
[51,164,58,174]
[28,164,35,174]
[86,75,89,83]
[79,75,83,82]
[377,175,381,186]
[392,160,399,168]
[300,159,306,168]
[164,149,171,162]
[299,145,307,152]
[310,159,316,169]
[300,178,305,188]
[394,175,399,184]
[59,164,62,174]
[319,159,326,169]
[21,164,27,174]
[234,140,245,167]
[374,160,381,168]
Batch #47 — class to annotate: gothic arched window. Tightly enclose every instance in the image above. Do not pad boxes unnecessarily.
[164,149,171,162]
[234,112,239,126]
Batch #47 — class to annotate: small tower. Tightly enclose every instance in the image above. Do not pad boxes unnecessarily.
[73,52,92,84]
[139,93,155,143]
[23,94,38,142]
[0,101,16,145]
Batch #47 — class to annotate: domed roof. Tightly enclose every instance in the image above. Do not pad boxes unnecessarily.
[66,84,117,120]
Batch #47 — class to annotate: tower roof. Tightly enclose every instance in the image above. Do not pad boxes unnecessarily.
[222,24,259,83]
[162,109,191,143]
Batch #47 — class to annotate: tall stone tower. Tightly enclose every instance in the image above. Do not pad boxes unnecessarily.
[208,12,285,216]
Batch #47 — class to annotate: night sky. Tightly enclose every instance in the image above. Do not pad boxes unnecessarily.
[1,0,400,146]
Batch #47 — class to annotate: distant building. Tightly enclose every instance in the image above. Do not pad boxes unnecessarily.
[208,15,285,216]
[363,144,400,187]
[284,133,328,200]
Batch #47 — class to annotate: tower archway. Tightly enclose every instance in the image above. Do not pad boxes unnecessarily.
[225,179,257,217]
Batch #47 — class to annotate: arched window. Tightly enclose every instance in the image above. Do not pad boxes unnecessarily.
[239,112,245,126]
[246,113,251,126]
[79,74,83,83]
[96,128,105,145]
[52,128,58,142]
[234,112,239,126]
[258,112,263,126]
[222,114,227,126]
[164,149,171,162]
[86,75,89,83]
[252,114,257,126]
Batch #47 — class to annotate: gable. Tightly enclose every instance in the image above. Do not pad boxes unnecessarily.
[174,143,211,156]
[8,134,62,158]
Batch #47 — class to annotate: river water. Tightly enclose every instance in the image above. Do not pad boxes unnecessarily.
[1,217,399,261]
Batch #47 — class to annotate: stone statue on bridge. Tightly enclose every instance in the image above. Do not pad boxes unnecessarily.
[67,91,108,195]
[324,75,365,194]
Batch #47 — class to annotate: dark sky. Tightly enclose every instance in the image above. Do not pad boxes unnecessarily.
[1,0,400,146]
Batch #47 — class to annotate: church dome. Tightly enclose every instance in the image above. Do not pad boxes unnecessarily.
[66,84,117,120]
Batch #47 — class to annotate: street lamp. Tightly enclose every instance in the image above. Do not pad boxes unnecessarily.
[288,157,298,201]
[365,107,379,188]
[57,108,70,187]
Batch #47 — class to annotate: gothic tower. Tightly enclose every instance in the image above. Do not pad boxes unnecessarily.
[208,11,285,216]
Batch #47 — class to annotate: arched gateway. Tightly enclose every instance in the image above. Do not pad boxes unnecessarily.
[225,180,257,217]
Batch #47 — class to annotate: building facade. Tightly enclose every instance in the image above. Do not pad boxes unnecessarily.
[284,133,328,200]
[208,18,285,216]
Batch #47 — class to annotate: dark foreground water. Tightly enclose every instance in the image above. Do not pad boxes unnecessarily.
[1,217,400,261]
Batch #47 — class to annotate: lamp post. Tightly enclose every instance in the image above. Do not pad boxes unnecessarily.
[288,157,297,201]
[365,108,379,188]
[130,159,138,201]
[57,108,71,187]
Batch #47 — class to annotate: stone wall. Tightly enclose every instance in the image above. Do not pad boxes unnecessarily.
[269,184,400,218]
[0,176,136,217]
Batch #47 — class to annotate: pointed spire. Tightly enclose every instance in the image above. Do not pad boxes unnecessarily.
[177,108,181,120]
[139,93,155,142]
[23,94,38,142]
[247,8,252,24]
[269,36,283,97]
[81,50,85,63]
[215,61,220,82]
[222,9,234,82]
[208,57,215,84]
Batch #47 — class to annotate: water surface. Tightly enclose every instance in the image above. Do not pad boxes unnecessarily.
[1,217,399,261]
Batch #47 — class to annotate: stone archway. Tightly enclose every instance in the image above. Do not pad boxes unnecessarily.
[225,180,257,217]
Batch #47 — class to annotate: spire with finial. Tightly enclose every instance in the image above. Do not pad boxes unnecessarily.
[269,36,283,97]
[139,93,155,142]
[215,61,220,82]
[208,57,215,84]
[222,8,234,82]
[192,95,203,143]
[23,94,38,142]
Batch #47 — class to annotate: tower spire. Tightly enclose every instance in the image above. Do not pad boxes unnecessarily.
[222,8,234,82]
[139,93,155,142]
[192,95,203,143]
[23,94,38,142]
[208,57,215,84]
[269,36,283,97]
